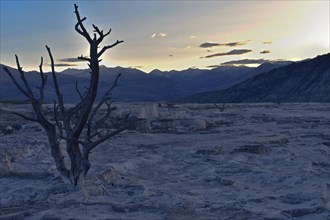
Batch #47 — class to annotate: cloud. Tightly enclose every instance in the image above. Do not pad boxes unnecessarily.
[55,57,86,67]
[260,50,271,54]
[206,65,220,69]
[151,33,157,38]
[189,35,197,39]
[201,49,252,58]
[263,41,272,44]
[128,66,143,69]
[166,45,191,50]
[151,32,167,38]
[200,42,221,48]
[52,63,78,67]
[220,59,269,65]
[221,41,248,47]
[58,57,87,63]
[220,58,293,66]
[199,41,248,48]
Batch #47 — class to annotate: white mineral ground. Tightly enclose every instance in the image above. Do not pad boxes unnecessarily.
[0,103,329,219]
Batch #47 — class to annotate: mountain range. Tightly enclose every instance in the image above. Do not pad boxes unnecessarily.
[0,60,289,103]
[179,53,330,103]
[0,53,328,103]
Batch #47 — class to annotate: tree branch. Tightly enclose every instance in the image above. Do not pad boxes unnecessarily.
[53,101,63,136]
[89,129,105,139]
[98,40,124,58]
[11,111,39,122]
[59,135,85,145]
[75,81,83,100]
[88,125,127,152]
[86,73,121,134]
[39,57,47,104]
[103,29,112,38]
[46,46,65,115]
[92,24,112,45]
[77,55,91,62]
[74,4,92,43]
[15,55,35,99]
[3,67,30,98]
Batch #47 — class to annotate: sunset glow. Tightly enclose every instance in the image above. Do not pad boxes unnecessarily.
[1,1,329,72]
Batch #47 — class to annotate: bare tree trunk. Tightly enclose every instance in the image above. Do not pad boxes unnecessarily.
[46,128,69,179]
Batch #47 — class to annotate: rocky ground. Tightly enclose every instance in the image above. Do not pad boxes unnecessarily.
[0,103,329,219]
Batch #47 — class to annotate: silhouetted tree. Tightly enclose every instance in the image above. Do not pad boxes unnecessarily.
[3,4,126,186]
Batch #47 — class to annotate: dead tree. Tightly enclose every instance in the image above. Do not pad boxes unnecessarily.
[3,4,126,186]
[213,103,225,112]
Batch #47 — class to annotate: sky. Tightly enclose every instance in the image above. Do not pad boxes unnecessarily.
[1,0,329,73]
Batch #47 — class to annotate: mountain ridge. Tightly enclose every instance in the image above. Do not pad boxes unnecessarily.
[1,55,325,103]
[1,62,284,102]
[178,53,330,103]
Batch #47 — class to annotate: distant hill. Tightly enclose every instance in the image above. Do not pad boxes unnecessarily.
[179,54,330,103]
[0,60,287,103]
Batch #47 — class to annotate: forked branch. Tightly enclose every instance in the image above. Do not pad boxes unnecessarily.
[93,24,111,44]
[15,55,35,99]
[74,4,91,42]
